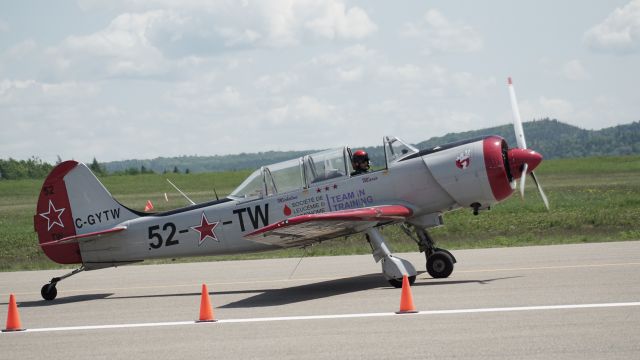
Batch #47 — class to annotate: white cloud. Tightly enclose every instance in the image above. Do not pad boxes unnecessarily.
[46,1,377,80]
[562,59,590,80]
[336,66,363,82]
[169,83,244,111]
[77,0,376,49]
[0,19,8,33]
[311,44,376,66]
[584,0,640,54]
[266,105,290,125]
[378,64,428,82]
[376,63,493,97]
[400,9,483,54]
[0,79,110,162]
[216,27,263,47]
[5,40,38,59]
[60,10,177,77]
[266,96,339,126]
[0,79,98,105]
[255,73,299,94]
[303,2,377,40]
[537,97,574,120]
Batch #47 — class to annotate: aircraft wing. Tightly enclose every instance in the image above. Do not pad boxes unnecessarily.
[245,205,412,248]
[39,226,127,247]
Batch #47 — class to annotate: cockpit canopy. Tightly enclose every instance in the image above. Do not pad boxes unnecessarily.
[383,135,418,163]
[229,136,418,199]
[229,148,349,199]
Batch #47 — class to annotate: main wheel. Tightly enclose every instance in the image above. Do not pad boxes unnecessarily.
[388,275,416,288]
[41,283,57,301]
[426,251,454,278]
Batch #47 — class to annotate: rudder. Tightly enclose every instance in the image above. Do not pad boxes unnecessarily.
[34,161,139,264]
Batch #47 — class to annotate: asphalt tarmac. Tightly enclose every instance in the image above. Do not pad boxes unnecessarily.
[2,241,640,359]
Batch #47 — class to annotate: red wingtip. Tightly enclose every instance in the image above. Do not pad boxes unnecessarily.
[508,77,512,85]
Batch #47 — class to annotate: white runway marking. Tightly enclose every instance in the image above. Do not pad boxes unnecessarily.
[4,301,640,334]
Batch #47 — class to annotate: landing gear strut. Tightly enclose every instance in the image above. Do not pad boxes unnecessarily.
[402,224,456,279]
[366,228,417,288]
[41,266,85,301]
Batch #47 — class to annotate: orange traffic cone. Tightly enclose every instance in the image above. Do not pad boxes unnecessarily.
[3,294,25,332]
[197,284,216,322]
[396,275,418,314]
[144,200,154,212]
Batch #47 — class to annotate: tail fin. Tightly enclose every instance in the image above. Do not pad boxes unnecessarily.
[34,161,140,264]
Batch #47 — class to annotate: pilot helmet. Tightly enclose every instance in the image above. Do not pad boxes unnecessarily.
[352,150,369,163]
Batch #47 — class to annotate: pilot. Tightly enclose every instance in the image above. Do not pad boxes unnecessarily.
[351,149,370,176]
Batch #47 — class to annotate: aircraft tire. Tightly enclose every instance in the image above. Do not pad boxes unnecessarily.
[426,251,454,278]
[388,275,416,288]
[41,284,57,301]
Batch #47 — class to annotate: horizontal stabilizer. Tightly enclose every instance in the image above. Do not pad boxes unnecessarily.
[40,226,127,247]
[245,205,412,248]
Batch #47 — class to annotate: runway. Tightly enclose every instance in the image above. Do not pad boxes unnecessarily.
[2,241,640,359]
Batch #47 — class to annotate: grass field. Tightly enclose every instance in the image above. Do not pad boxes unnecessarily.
[1,156,639,271]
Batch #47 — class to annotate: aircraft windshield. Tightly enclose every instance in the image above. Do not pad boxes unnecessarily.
[229,168,265,199]
[384,136,418,164]
[229,148,348,199]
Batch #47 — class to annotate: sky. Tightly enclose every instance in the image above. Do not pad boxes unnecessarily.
[1,0,639,163]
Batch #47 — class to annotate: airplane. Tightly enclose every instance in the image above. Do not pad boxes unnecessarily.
[34,77,549,301]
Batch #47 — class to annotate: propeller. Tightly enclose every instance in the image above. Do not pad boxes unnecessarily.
[507,77,549,210]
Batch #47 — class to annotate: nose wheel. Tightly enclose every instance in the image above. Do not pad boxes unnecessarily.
[426,251,455,278]
[402,224,457,279]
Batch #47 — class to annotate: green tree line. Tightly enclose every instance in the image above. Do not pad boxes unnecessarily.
[0,157,53,180]
[0,157,187,180]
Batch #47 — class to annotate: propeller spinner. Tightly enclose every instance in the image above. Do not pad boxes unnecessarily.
[507,77,550,210]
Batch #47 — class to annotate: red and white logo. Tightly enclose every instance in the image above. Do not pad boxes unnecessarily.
[39,200,66,230]
[455,149,471,169]
[190,212,220,246]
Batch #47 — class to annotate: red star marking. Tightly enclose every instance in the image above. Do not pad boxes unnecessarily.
[325,186,330,191]
[190,213,219,246]
[333,184,338,189]
[39,200,65,231]
[316,188,321,193]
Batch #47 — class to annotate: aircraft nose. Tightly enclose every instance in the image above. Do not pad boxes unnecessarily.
[508,148,543,180]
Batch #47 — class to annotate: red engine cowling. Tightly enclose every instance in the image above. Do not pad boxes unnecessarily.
[483,136,514,202]
[421,135,542,211]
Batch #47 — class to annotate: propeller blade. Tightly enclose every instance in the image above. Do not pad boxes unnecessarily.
[508,77,527,149]
[519,162,528,199]
[530,171,550,210]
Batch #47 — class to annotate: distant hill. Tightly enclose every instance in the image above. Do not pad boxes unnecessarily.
[104,119,640,173]
[413,119,640,159]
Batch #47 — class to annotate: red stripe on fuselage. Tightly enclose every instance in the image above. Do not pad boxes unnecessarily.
[247,205,412,237]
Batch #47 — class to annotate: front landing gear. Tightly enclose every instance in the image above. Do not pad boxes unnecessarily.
[402,224,456,279]
[366,228,417,288]
[426,251,454,278]
[41,266,85,301]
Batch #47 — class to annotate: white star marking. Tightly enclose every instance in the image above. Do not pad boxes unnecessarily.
[39,200,65,231]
